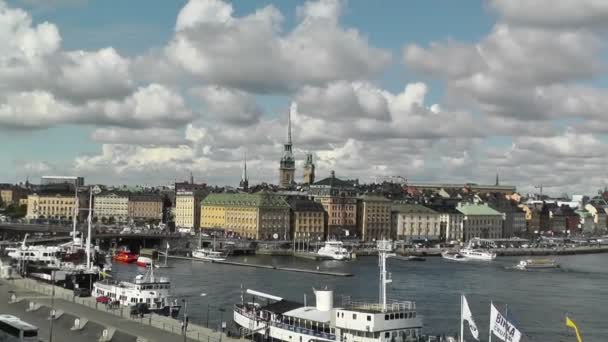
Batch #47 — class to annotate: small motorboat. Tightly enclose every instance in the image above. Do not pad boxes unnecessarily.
[113,251,138,263]
[441,251,467,262]
[514,259,559,270]
[136,256,153,267]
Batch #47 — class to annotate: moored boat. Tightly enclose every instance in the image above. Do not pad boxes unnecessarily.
[441,251,467,262]
[459,247,496,261]
[136,256,153,267]
[93,266,180,317]
[514,259,559,270]
[192,249,227,261]
[114,251,138,263]
[317,241,351,260]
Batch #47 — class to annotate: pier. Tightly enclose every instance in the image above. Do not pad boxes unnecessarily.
[167,255,353,277]
[1,277,245,342]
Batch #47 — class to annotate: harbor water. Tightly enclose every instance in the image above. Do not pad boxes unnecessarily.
[111,253,608,341]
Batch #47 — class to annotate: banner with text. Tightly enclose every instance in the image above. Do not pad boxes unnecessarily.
[490,304,522,342]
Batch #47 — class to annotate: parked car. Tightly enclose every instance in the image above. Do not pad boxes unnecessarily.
[96,295,110,304]
[74,288,91,297]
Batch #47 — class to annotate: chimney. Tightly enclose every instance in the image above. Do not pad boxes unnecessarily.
[330,170,335,178]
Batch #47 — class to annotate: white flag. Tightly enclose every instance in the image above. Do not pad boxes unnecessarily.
[490,303,522,342]
[461,295,479,340]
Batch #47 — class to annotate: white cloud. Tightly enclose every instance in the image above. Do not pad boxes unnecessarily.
[91,127,187,146]
[191,86,263,125]
[166,0,391,93]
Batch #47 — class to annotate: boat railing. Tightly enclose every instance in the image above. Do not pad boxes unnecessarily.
[234,306,336,340]
[342,299,416,313]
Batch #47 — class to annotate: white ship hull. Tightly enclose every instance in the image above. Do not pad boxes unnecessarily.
[192,249,226,261]
[459,248,496,260]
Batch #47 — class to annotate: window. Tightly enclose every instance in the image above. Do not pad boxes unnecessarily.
[385,332,390,338]
[352,314,357,319]
[367,315,371,321]
[385,314,389,320]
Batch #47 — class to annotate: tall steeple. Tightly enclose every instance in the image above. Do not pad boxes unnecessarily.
[279,102,296,188]
[495,172,499,186]
[240,152,249,191]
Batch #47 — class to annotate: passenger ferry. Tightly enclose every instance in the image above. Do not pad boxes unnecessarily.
[93,265,180,317]
[0,314,38,342]
[317,241,351,260]
[234,240,426,342]
[458,247,496,261]
[192,249,227,261]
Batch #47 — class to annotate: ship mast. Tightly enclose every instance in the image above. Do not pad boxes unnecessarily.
[377,240,395,312]
[86,187,93,270]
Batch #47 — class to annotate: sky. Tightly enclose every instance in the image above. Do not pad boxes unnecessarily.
[0,0,607,196]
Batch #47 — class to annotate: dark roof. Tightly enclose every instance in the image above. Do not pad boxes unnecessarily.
[260,300,302,314]
[290,199,325,212]
[175,182,207,191]
[97,191,130,198]
[0,183,14,190]
[426,205,461,215]
[130,193,162,202]
[312,175,354,188]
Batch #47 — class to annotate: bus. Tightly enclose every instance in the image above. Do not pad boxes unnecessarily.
[0,315,38,341]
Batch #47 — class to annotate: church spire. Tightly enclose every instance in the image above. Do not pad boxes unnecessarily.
[288,102,295,145]
[240,152,249,191]
[495,172,499,186]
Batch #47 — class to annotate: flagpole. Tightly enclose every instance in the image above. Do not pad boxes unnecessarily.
[460,294,464,342]
[488,301,492,342]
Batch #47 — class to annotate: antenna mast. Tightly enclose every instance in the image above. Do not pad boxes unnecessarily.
[377,240,395,312]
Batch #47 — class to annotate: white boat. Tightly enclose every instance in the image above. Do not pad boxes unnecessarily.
[441,251,467,262]
[459,247,496,261]
[192,249,227,261]
[514,259,559,270]
[93,266,180,317]
[317,241,351,260]
[192,233,227,261]
[136,256,153,267]
[234,240,426,342]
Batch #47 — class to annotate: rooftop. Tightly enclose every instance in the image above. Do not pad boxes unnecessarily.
[284,306,332,323]
[290,199,325,212]
[391,203,438,215]
[203,193,289,208]
[260,300,303,315]
[456,203,503,216]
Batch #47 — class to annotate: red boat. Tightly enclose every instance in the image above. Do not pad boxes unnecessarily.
[113,251,138,263]
[135,256,153,267]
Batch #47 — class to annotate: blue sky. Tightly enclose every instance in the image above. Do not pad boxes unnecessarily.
[1,0,607,195]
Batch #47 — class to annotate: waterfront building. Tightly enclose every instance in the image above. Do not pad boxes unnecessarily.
[456,203,504,241]
[25,185,87,221]
[576,209,595,233]
[0,184,28,206]
[482,193,527,237]
[426,204,464,242]
[175,182,208,231]
[584,203,608,234]
[41,176,84,187]
[406,182,516,194]
[391,203,441,241]
[309,171,358,238]
[201,193,290,239]
[279,105,296,188]
[128,193,163,222]
[302,153,315,185]
[356,194,391,242]
[289,198,326,241]
[93,191,129,223]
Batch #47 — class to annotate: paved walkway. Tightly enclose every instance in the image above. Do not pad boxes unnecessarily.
[1,278,245,342]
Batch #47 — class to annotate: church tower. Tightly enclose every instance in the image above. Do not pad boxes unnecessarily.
[279,103,296,188]
[240,152,249,191]
[303,153,315,185]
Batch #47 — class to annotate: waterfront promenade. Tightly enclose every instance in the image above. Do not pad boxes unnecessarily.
[0,277,245,342]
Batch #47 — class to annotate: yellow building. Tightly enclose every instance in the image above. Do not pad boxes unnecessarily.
[175,183,208,231]
[290,199,326,241]
[201,193,290,240]
[357,194,391,242]
[26,190,87,221]
[0,184,28,206]
[93,192,129,222]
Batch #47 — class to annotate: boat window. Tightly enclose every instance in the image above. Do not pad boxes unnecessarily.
[367,315,371,321]
[352,314,357,319]
[385,314,389,320]
[385,332,390,338]
[399,313,404,319]
[389,314,394,320]
[337,312,340,318]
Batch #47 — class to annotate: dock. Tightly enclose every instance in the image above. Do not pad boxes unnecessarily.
[168,255,353,277]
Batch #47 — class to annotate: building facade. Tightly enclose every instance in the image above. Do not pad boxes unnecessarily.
[302,153,315,185]
[93,192,129,223]
[279,106,296,188]
[0,184,28,206]
[128,193,163,221]
[456,203,504,241]
[41,176,84,187]
[584,204,608,234]
[290,199,326,241]
[391,203,441,241]
[26,187,87,221]
[309,171,358,238]
[356,194,391,242]
[201,193,290,240]
[427,205,464,242]
[175,183,208,231]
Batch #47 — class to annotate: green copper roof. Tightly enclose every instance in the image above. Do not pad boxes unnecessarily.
[456,204,502,216]
[202,193,289,208]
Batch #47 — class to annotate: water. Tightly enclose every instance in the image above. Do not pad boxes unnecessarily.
[111,254,608,341]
